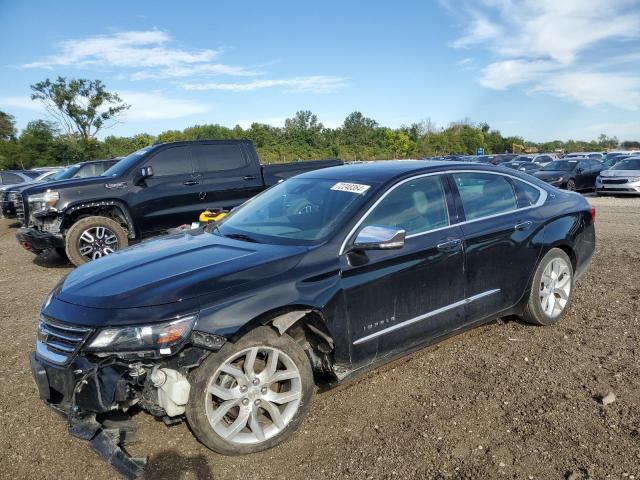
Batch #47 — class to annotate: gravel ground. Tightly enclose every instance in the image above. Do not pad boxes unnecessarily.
[0,195,638,480]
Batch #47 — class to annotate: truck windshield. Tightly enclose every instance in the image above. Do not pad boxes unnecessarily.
[218,177,377,245]
[103,146,155,177]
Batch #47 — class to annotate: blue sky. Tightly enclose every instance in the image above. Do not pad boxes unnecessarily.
[1,0,639,142]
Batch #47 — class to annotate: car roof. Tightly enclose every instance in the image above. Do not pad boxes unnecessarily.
[295,160,524,184]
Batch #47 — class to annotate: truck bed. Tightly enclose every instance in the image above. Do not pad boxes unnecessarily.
[261,159,343,186]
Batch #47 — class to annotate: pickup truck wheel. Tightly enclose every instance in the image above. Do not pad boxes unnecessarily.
[521,248,574,326]
[65,216,128,266]
[186,326,313,455]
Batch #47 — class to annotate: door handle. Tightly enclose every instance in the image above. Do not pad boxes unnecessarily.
[514,220,533,231]
[183,180,199,186]
[436,238,462,252]
[243,175,257,181]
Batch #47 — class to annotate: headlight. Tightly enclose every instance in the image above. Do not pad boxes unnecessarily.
[85,315,197,354]
[628,176,640,183]
[27,190,59,213]
[28,190,59,206]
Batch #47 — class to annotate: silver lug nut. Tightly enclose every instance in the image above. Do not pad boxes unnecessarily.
[260,387,268,395]
[254,399,261,406]
[240,385,248,393]
[252,378,260,386]
[242,398,250,406]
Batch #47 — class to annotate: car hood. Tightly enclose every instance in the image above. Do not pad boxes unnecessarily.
[534,170,568,180]
[600,169,640,177]
[56,230,307,309]
[21,176,107,196]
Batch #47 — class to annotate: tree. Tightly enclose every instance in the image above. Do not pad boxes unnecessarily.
[0,110,17,141]
[30,77,129,140]
[18,120,58,168]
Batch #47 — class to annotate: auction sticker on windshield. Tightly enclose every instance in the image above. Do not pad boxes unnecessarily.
[330,182,371,194]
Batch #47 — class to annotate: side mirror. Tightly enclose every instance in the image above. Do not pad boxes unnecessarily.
[352,225,405,251]
[140,166,154,179]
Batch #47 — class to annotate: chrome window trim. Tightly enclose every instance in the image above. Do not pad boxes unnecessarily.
[352,288,501,345]
[339,169,547,255]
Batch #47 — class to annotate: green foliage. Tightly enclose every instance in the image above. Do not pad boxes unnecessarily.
[0,110,17,141]
[0,107,636,170]
[30,77,130,140]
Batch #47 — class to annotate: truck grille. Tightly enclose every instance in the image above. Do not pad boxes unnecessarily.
[36,315,93,365]
[602,178,628,185]
[1,190,17,218]
[14,192,26,225]
[0,191,7,217]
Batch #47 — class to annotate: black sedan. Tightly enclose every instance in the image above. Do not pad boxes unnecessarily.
[534,158,603,191]
[31,161,595,476]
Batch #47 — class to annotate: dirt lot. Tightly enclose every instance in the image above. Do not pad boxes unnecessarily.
[0,195,638,480]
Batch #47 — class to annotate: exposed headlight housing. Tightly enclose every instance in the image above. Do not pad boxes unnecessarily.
[85,315,197,355]
[27,190,59,213]
[627,176,640,183]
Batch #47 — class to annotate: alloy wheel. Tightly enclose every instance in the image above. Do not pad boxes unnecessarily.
[205,346,302,445]
[539,257,571,318]
[77,226,119,260]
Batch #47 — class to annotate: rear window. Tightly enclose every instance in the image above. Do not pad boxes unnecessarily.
[191,144,247,173]
[513,179,541,206]
[1,172,25,184]
[24,171,41,179]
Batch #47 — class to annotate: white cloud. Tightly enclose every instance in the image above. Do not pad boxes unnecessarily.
[1,91,209,122]
[22,30,260,80]
[449,0,640,109]
[183,75,349,93]
[0,96,44,111]
[534,73,640,110]
[118,91,210,121]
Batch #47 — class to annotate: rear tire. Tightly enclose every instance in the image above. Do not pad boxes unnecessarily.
[521,248,574,326]
[64,216,128,266]
[566,179,576,191]
[186,326,314,455]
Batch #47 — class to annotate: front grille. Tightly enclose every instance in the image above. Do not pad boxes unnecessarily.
[0,191,7,217]
[1,190,17,218]
[36,316,93,365]
[602,178,628,185]
[14,192,26,225]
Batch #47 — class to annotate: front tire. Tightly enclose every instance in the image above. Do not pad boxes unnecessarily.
[521,248,574,326]
[64,216,128,266]
[186,326,314,455]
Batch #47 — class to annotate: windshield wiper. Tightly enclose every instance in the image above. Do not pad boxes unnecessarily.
[224,233,261,243]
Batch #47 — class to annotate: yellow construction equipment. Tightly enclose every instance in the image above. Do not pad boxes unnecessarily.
[512,143,538,154]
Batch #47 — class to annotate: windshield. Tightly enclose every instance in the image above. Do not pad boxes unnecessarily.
[50,165,81,180]
[512,155,532,162]
[218,178,377,245]
[611,159,640,170]
[103,146,154,177]
[34,170,58,181]
[542,160,576,172]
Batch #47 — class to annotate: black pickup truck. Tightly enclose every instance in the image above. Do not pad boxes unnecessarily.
[16,140,342,265]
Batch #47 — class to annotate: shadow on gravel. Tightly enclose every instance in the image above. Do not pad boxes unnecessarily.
[32,249,72,269]
[144,450,214,479]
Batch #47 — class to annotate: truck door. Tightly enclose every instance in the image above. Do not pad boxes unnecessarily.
[133,145,201,233]
[190,142,264,212]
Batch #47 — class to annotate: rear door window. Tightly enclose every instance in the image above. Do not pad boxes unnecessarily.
[452,172,518,221]
[147,146,193,177]
[191,144,247,173]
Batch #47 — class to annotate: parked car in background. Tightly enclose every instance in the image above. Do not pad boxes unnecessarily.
[0,170,40,187]
[596,157,640,195]
[30,160,595,477]
[502,160,542,174]
[534,158,603,191]
[490,154,518,165]
[565,152,604,161]
[1,160,120,220]
[601,151,640,170]
[16,140,342,266]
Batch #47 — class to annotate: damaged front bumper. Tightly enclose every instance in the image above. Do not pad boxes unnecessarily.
[16,227,64,252]
[29,340,216,479]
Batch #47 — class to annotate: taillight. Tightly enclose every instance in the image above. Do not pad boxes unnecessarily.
[589,206,596,222]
